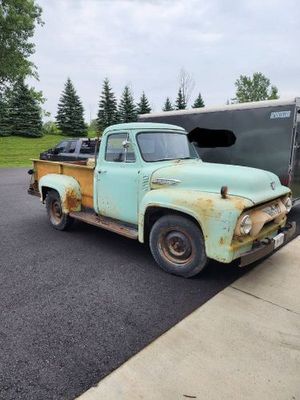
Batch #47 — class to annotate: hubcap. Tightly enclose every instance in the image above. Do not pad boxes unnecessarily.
[160,229,193,264]
[51,199,62,224]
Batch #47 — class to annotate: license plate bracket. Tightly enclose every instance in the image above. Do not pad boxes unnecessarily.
[273,232,285,249]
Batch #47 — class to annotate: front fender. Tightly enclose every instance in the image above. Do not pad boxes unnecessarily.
[39,174,82,213]
[139,189,253,263]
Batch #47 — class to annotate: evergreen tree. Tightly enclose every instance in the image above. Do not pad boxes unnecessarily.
[137,92,151,114]
[9,80,42,137]
[175,88,186,110]
[97,78,118,131]
[118,86,137,123]
[192,93,205,108]
[56,78,87,136]
[0,91,13,136]
[162,97,174,111]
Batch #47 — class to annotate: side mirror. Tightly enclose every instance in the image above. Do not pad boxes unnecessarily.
[122,139,130,149]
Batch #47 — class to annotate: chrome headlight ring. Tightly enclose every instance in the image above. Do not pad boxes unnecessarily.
[283,196,292,213]
[239,214,253,235]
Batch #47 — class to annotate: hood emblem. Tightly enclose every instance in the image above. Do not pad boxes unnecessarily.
[152,178,181,186]
[270,181,276,190]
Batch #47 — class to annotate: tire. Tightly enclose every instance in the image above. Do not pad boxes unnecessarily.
[149,215,208,277]
[45,190,74,231]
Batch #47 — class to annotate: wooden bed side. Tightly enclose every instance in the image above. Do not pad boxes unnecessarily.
[32,159,94,208]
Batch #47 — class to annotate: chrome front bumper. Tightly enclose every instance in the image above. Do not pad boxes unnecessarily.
[239,221,296,267]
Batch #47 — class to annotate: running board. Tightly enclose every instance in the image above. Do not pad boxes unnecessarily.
[69,211,138,240]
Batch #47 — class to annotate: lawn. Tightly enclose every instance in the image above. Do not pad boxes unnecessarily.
[0,135,68,168]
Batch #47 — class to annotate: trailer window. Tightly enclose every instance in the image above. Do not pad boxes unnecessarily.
[188,127,236,148]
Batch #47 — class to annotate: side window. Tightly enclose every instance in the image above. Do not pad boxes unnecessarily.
[80,140,96,154]
[55,141,69,153]
[68,141,77,154]
[105,134,135,162]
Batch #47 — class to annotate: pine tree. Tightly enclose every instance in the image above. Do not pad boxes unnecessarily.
[118,86,137,123]
[9,81,42,137]
[175,88,187,110]
[0,91,13,136]
[162,97,174,111]
[192,93,205,108]
[97,78,118,131]
[56,78,87,136]
[137,92,151,114]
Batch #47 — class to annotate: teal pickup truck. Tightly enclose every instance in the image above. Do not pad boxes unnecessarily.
[28,122,296,277]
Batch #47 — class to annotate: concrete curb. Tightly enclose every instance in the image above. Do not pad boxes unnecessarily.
[77,236,300,400]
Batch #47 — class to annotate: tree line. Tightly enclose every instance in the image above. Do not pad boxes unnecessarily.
[0,74,206,137]
[0,0,280,139]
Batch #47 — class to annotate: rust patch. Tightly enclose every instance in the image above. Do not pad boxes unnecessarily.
[219,237,225,245]
[64,188,81,211]
[230,196,247,211]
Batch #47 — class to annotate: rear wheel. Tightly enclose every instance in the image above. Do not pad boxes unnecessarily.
[45,190,73,230]
[149,215,208,277]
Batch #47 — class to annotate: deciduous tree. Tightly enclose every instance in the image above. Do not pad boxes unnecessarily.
[178,68,195,106]
[233,72,279,103]
[0,0,43,89]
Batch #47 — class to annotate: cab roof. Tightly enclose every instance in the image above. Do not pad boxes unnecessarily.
[103,122,186,134]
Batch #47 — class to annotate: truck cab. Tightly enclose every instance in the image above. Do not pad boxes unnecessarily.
[29,123,296,277]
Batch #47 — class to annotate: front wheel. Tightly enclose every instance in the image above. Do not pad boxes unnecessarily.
[45,190,74,231]
[149,215,208,277]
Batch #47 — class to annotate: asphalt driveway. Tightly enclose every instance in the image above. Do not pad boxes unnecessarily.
[0,168,299,400]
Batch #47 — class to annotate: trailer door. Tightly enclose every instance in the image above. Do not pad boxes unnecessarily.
[291,121,300,201]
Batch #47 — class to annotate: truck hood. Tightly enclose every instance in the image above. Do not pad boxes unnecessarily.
[151,160,290,205]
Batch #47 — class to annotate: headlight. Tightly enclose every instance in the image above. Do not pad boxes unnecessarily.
[284,197,292,213]
[240,215,252,235]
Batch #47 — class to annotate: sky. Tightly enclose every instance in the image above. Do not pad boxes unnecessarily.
[29,0,300,121]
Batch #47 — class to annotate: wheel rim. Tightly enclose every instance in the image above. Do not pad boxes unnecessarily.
[159,229,193,265]
[50,199,63,224]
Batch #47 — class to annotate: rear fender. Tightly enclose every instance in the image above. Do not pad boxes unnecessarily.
[39,174,81,213]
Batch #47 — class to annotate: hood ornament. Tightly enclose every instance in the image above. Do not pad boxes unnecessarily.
[270,181,276,190]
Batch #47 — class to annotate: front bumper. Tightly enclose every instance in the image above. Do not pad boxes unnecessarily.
[239,221,296,267]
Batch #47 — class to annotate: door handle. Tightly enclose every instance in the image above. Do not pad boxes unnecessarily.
[98,169,107,174]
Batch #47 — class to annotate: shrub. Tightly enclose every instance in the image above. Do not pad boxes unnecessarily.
[42,121,63,135]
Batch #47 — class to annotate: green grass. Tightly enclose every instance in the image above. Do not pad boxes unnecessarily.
[0,135,68,168]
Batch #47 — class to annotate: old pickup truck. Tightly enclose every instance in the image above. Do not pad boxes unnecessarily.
[28,122,296,277]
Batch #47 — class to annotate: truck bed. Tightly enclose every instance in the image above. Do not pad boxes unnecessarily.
[29,159,94,208]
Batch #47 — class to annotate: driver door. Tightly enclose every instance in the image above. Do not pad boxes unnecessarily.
[96,133,139,225]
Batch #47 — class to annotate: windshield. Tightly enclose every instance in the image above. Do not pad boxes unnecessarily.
[137,132,198,162]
